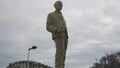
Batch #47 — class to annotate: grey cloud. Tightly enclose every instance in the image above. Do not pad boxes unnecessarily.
[0,0,120,68]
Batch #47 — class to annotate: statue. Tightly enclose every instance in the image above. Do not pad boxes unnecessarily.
[46,1,68,68]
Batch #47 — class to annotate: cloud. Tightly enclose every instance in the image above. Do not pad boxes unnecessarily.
[0,0,120,68]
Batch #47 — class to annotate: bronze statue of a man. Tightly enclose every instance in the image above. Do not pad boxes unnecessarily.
[46,1,68,68]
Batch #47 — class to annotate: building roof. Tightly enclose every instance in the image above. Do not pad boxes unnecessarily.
[7,60,52,68]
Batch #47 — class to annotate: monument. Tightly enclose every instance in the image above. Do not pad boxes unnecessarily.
[46,1,68,68]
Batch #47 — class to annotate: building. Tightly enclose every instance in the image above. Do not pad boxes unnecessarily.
[7,60,52,68]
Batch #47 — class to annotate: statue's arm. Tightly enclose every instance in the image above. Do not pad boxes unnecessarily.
[46,14,57,33]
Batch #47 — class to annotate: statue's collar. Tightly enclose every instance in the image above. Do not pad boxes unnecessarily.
[55,11,62,14]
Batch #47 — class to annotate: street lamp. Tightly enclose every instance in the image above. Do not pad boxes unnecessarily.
[27,46,37,68]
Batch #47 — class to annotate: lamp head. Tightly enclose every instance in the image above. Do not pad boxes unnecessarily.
[29,46,37,50]
[31,46,37,49]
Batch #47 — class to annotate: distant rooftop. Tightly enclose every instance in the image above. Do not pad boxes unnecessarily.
[7,60,52,68]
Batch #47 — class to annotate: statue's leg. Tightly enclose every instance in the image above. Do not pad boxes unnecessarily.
[54,37,68,68]
[62,37,68,68]
[63,37,68,65]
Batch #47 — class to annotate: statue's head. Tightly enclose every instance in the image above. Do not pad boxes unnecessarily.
[54,0,63,11]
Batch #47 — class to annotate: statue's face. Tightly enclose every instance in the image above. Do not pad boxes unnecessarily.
[54,1,63,11]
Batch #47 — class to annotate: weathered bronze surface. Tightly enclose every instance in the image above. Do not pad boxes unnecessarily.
[46,1,68,68]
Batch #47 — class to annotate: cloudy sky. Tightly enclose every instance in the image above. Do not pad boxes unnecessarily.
[0,0,120,68]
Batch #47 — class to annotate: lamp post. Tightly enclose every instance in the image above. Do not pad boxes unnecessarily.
[27,46,37,68]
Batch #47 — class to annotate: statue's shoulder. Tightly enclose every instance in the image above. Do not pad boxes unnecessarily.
[48,11,56,16]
